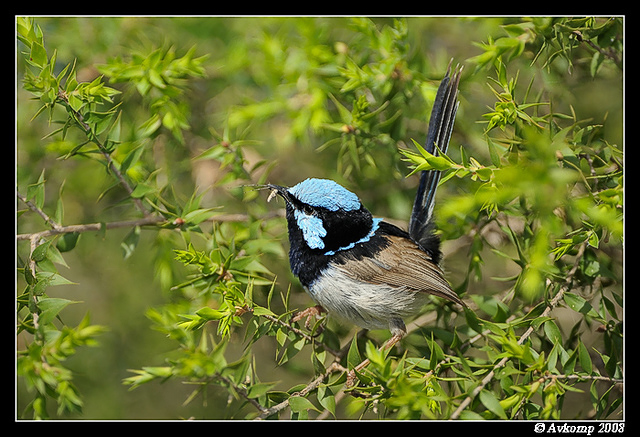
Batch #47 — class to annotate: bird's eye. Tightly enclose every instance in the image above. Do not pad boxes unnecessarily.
[290,195,316,216]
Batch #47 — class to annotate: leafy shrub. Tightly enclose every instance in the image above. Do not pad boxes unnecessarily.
[17,16,622,420]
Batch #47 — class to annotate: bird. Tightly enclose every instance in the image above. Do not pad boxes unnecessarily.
[266,63,465,360]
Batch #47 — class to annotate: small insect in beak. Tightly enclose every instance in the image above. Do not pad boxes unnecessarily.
[264,184,287,203]
[267,188,278,203]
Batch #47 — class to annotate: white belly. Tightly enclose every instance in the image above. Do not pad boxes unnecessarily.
[307,265,428,332]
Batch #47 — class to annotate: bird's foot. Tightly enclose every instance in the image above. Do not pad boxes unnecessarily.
[291,305,326,333]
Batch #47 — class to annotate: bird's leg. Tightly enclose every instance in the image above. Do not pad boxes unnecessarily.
[346,319,406,388]
[291,304,326,330]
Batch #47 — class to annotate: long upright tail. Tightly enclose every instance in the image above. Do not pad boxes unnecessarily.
[408,62,461,261]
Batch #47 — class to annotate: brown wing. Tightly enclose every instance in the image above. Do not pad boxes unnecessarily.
[339,235,466,307]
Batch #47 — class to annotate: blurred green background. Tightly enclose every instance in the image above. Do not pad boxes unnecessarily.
[16,17,622,419]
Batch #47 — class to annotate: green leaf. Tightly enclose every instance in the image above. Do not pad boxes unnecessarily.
[346,334,362,368]
[479,389,508,419]
[499,393,522,414]
[252,305,275,317]
[67,92,84,112]
[30,40,48,68]
[119,143,145,175]
[56,232,80,252]
[464,308,484,334]
[53,181,66,225]
[38,297,79,325]
[26,170,46,209]
[288,395,319,413]
[563,292,599,318]
[486,136,502,167]
[137,114,162,138]
[196,307,224,320]
[121,226,140,259]
[409,139,455,171]
[182,208,217,225]
[246,382,278,399]
[427,334,445,369]
[35,271,75,288]
[31,240,52,262]
[130,183,155,199]
[124,367,172,388]
[317,385,336,417]
[544,320,562,345]
[578,341,593,374]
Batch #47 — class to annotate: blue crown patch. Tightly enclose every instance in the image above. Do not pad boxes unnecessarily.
[288,178,361,212]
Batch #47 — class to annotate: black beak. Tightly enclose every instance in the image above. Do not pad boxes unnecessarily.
[265,184,291,204]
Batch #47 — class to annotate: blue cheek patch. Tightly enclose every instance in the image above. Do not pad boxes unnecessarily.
[288,178,361,212]
[294,210,327,250]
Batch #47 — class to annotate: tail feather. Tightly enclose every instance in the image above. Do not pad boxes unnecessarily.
[409,62,461,259]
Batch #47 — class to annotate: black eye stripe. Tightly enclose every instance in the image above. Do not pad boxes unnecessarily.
[288,195,323,216]
[289,195,308,211]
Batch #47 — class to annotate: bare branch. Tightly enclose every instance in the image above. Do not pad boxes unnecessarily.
[16,191,62,231]
[254,361,347,420]
[56,91,153,218]
[16,215,166,241]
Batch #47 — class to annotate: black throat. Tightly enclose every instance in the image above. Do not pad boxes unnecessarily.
[285,203,371,285]
[285,206,420,287]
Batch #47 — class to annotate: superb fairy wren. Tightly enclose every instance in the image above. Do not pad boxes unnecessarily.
[267,64,465,349]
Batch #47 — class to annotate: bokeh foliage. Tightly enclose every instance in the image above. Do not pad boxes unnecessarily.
[17,16,622,420]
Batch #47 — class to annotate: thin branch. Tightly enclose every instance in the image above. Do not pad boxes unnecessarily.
[16,216,166,241]
[17,189,285,242]
[16,191,63,231]
[539,372,622,385]
[27,236,41,335]
[214,374,271,416]
[572,30,622,66]
[56,91,152,218]
[260,314,341,358]
[254,361,347,420]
